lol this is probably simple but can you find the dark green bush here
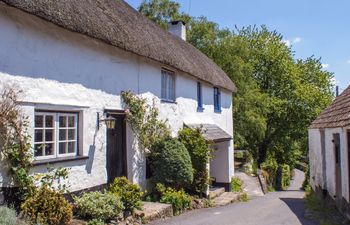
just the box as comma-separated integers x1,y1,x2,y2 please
178,127,211,195
156,183,192,215
275,164,291,190
261,156,278,188
150,137,193,189
231,177,244,193
21,185,73,225
109,177,142,212
74,191,124,221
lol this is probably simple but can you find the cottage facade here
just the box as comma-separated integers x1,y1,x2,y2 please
0,0,235,194
309,86,350,218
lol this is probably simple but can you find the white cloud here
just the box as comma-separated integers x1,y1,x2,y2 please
346,59,350,64
322,63,329,69
282,37,302,47
330,77,337,86
282,40,291,47
293,37,302,44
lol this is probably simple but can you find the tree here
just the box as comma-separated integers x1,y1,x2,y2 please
138,0,190,29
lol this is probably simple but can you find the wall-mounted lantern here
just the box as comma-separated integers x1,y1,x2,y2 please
97,113,116,130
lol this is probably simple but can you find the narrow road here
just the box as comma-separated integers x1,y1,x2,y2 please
149,169,318,225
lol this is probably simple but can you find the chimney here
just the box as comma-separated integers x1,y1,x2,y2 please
168,20,186,41
336,86,339,97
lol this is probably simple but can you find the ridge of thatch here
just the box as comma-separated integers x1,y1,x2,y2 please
310,85,350,129
1,0,236,92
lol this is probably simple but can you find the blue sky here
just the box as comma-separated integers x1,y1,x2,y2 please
125,0,350,92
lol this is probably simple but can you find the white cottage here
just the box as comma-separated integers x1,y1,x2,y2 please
0,0,236,196
309,86,350,218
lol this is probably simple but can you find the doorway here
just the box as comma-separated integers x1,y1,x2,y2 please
333,133,342,202
106,111,127,184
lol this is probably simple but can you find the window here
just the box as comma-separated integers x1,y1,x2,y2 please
214,87,221,112
161,69,175,102
34,112,78,160
197,82,203,110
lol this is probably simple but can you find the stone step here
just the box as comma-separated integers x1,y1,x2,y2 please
134,201,173,223
209,187,225,199
213,192,240,207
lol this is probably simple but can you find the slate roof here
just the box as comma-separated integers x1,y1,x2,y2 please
186,124,232,143
310,85,350,129
0,0,236,92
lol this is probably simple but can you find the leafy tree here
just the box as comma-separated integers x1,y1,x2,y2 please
138,0,190,29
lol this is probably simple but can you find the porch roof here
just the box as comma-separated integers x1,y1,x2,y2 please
185,124,232,143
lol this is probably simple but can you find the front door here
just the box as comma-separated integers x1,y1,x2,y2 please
106,112,127,184
333,133,342,202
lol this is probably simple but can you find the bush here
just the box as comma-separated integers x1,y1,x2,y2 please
278,164,291,190
87,219,105,225
231,177,243,193
239,192,249,202
109,177,142,212
74,191,124,221
150,137,193,189
261,156,278,188
21,186,73,225
0,206,26,225
156,184,192,215
178,127,212,195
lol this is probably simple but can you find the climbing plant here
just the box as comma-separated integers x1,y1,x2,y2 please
0,86,34,201
121,91,170,153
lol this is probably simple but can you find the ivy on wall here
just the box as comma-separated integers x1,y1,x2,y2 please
121,91,170,153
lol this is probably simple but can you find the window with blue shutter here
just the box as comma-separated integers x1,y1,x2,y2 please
214,87,221,112
197,82,203,111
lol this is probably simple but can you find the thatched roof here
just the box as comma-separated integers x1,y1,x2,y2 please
1,0,236,92
310,86,350,129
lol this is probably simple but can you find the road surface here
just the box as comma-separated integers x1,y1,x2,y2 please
149,169,317,225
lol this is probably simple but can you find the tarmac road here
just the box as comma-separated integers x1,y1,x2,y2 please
149,169,318,225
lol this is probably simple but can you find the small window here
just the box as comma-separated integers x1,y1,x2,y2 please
197,82,203,110
161,70,175,102
34,111,78,160
214,87,221,112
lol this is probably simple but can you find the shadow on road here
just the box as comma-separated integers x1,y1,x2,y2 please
280,197,318,225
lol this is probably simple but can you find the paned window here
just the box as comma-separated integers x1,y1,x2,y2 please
161,70,175,102
34,112,78,160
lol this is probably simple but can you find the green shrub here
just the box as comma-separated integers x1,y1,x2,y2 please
261,156,278,188
21,185,73,225
74,191,124,221
0,206,26,225
109,177,142,212
156,184,192,215
150,137,193,189
279,164,291,190
178,127,212,195
231,177,244,193
87,219,105,225
239,192,249,202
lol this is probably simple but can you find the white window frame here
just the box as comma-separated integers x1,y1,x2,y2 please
161,69,176,102
34,111,78,160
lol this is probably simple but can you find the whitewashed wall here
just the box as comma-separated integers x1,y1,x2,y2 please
0,4,234,191
309,127,350,202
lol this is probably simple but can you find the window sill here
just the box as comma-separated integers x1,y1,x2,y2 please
214,109,222,114
161,99,177,104
32,155,89,166
197,107,204,112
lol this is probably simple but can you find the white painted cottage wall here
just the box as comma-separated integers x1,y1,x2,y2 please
309,126,350,202
308,129,323,189
0,4,234,191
